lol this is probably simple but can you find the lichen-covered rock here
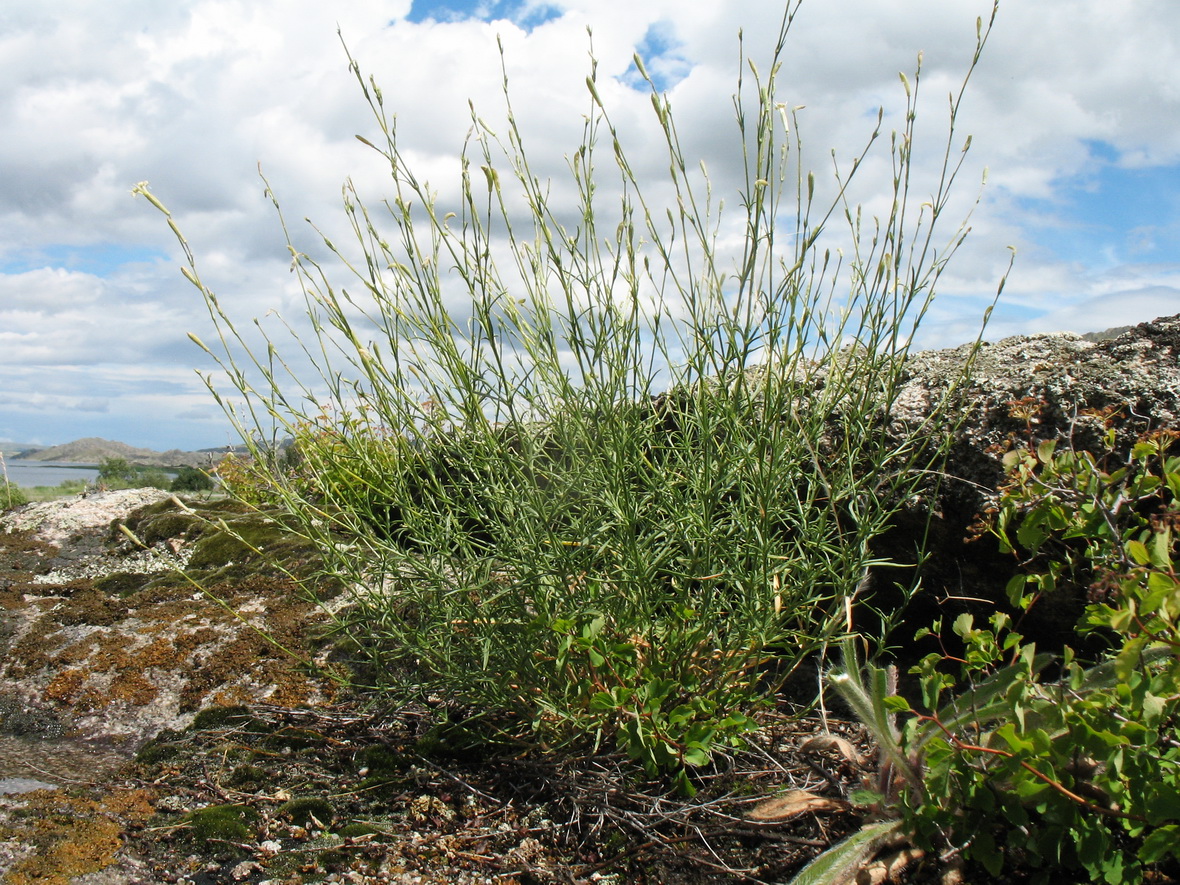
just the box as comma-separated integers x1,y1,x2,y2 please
896,313,1180,510
0,489,172,547
0,495,337,755
876,313,1180,654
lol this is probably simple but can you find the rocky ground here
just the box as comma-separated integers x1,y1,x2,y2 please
0,491,873,885
2,315,1177,885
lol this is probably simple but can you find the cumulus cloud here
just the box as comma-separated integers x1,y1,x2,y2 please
0,0,1177,449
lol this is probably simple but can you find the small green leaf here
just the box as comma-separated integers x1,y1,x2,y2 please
1139,825,1180,863
1075,825,1110,872
995,722,1034,754
1152,530,1174,569
1115,635,1149,681
1005,573,1031,607
588,691,616,712
972,829,1004,876
1017,512,1051,549
1109,607,1136,634
1002,449,1025,471
1126,539,1151,566
673,768,697,797
848,788,884,808
1144,785,1180,826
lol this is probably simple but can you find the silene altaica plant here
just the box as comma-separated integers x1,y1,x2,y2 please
136,0,1006,795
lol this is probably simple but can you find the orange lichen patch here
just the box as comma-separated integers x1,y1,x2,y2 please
14,573,333,724
47,634,102,667
4,524,335,741
173,586,331,712
98,787,157,822
43,668,86,703
0,792,124,885
125,588,214,623
174,625,220,653
76,672,158,711
53,587,128,626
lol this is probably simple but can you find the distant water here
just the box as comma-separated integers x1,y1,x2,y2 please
1,460,100,489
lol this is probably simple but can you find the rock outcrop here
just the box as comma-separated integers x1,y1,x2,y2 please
879,313,1180,652
0,492,335,753
3,316,1176,741
0,315,1175,883
898,312,1180,504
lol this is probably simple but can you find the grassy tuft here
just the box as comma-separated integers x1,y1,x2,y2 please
137,2,1007,781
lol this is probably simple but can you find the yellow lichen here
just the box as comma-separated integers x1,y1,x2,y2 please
1,793,125,885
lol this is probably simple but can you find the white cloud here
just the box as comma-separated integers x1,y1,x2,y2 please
0,0,1177,448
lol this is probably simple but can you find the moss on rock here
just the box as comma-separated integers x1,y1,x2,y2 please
276,796,334,828
187,803,258,846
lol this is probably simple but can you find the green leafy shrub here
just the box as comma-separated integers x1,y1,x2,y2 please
1,477,28,510
212,448,302,507
97,456,172,490
801,423,1180,884
171,465,215,492
138,3,1003,786
97,456,136,486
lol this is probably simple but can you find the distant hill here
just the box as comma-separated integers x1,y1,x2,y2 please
13,437,232,469
1,442,44,458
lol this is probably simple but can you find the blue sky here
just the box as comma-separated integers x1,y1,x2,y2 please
408,0,562,30
1018,143,1178,270
1,0,1177,451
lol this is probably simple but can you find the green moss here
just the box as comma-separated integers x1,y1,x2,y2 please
356,745,411,792
357,744,410,776
112,498,177,539
183,512,320,581
93,571,150,597
337,821,381,838
227,764,269,789
276,796,334,828
138,572,189,593
263,726,326,752
190,704,254,731
133,512,204,545
134,740,183,766
186,528,266,571
187,803,258,845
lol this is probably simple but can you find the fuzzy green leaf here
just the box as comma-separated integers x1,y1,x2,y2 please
789,819,905,885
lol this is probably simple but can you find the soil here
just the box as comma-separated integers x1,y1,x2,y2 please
12,702,873,885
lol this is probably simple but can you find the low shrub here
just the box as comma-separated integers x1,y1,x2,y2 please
801,421,1180,884
97,456,172,490
1,478,28,510
171,465,215,493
